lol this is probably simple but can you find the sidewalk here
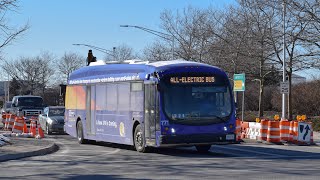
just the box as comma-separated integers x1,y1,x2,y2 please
0,131,58,162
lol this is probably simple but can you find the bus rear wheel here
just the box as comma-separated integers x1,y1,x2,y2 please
77,121,87,144
195,145,211,153
134,124,148,153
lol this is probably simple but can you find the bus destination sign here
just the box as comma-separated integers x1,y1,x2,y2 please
170,76,215,84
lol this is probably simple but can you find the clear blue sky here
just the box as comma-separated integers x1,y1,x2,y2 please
4,0,235,61
3,0,319,79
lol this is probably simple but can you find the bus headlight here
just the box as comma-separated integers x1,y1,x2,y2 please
224,126,227,131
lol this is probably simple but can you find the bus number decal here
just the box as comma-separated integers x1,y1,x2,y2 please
161,120,169,126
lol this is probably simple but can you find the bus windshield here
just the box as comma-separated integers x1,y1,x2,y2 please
161,80,232,125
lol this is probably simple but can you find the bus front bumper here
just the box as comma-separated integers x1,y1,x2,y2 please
159,133,236,146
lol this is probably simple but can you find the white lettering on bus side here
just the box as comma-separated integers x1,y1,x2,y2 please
69,75,140,85
96,120,118,128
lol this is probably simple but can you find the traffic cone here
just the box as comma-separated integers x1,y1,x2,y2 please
30,120,37,137
38,126,45,138
23,123,29,133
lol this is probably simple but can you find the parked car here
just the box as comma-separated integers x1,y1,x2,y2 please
38,106,65,134
1,101,12,124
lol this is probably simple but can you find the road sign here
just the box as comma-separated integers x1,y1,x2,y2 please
280,82,289,94
298,122,311,142
233,74,245,91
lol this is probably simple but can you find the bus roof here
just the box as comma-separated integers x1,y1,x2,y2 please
68,59,226,85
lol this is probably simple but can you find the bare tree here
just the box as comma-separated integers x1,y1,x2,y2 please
0,0,29,55
57,52,85,83
256,0,320,119
143,41,172,61
104,44,137,62
236,0,281,117
36,52,55,96
291,0,320,69
1,52,55,95
160,6,215,62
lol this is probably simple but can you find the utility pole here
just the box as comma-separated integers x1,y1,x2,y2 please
282,0,287,120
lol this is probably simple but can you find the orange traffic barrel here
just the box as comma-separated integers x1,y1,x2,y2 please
235,119,241,141
280,120,290,142
12,117,25,134
37,120,45,138
260,119,269,141
291,121,299,143
267,121,280,143
30,120,38,137
5,114,16,131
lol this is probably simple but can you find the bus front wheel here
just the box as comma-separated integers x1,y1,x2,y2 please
134,124,148,153
77,121,87,144
195,145,211,153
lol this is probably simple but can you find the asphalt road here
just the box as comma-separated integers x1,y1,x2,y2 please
0,134,320,180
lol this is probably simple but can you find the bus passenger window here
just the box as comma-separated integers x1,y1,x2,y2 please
131,82,143,91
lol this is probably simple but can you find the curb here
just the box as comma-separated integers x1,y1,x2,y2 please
0,142,59,162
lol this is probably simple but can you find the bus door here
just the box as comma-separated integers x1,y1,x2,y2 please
86,85,96,135
144,83,159,146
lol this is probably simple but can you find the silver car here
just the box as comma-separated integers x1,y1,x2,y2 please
39,106,65,134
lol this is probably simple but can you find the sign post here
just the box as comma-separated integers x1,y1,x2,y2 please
234,74,246,121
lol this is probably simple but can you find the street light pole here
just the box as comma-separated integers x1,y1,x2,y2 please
120,25,175,60
72,43,116,61
282,0,286,120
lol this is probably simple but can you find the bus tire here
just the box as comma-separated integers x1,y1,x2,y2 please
77,120,87,144
195,145,211,153
134,124,148,153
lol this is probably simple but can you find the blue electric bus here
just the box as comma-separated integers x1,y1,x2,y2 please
65,60,236,152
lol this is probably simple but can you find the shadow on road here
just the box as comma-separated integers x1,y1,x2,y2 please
51,134,320,160
62,174,131,180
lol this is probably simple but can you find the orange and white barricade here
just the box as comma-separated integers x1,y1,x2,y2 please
235,119,241,141
296,121,313,145
30,119,38,137
247,122,261,140
241,121,249,139
260,119,269,141
267,121,280,143
290,121,299,143
280,120,290,142
36,120,45,138
12,117,25,134
4,114,15,131
29,119,44,139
